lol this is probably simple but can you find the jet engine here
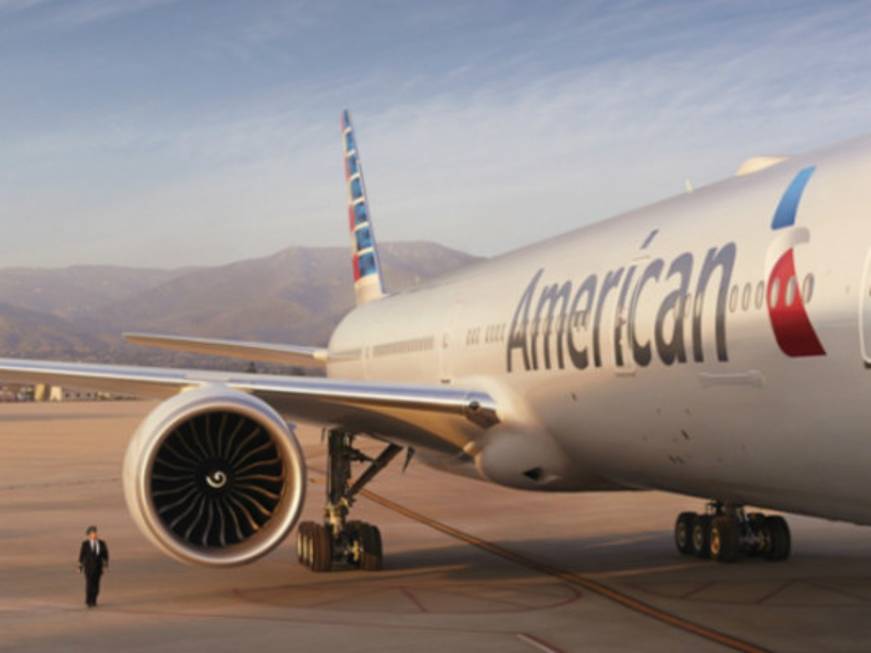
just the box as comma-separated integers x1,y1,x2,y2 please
122,386,306,566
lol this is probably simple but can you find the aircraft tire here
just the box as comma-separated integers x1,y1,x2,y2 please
351,521,383,571
763,516,791,561
674,512,696,555
297,522,314,566
312,523,334,572
709,515,739,563
691,514,712,559
745,513,766,557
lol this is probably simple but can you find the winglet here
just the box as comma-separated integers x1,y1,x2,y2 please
342,109,385,305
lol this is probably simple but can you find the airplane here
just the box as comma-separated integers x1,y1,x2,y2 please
1,110,868,571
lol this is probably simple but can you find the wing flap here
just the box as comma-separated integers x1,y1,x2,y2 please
124,332,327,368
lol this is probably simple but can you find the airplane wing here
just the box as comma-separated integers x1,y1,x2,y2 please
124,332,327,368
0,358,498,454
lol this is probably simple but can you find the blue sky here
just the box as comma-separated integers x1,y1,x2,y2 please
1,0,870,267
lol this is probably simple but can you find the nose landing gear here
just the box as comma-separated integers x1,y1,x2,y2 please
674,503,791,563
297,429,402,572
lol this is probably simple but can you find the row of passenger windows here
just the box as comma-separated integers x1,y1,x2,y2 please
330,347,362,362
466,323,507,346
372,336,435,358
728,273,814,313
363,275,817,358
461,273,818,344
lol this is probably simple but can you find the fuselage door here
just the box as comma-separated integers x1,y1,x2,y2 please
439,300,463,384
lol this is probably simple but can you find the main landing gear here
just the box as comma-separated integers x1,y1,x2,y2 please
674,503,791,563
297,429,403,572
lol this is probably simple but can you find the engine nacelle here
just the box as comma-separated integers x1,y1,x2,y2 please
123,386,306,566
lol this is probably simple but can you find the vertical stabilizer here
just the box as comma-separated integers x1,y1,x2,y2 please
342,109,385,305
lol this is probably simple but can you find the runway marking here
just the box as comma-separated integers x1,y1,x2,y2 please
754,581,793,605
633,577,871,607
237,578,580,614
107,602,563,640
358,488,772,653
586,561,699,579
680,580,718,599
399,587,428,613
516,632,566,653
806,579,871,603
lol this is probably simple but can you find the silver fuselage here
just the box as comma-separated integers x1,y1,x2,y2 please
327,135,871,525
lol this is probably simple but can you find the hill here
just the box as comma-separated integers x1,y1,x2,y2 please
0,242,480,369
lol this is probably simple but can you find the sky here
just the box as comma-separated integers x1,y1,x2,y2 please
1,0,871,268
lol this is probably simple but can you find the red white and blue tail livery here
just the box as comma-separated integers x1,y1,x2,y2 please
342,109,385,306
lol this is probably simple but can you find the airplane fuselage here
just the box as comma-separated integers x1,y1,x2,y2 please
328,135,871,525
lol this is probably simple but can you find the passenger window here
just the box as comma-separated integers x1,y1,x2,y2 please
755,281,764,309
729,286,738,312
802,273,814,304
769,279,781,308
742,283,751,311
785,277,797,306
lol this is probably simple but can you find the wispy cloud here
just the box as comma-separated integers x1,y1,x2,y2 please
0,1,869,266
0,0,181,25
0,0,50,13
54,0,180,26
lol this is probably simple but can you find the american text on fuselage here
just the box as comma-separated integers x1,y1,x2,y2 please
506,241,736,373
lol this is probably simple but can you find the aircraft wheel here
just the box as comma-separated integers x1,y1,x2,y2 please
745,513,766,557
709,515,740,563
309,523,333,572
763,516,791,561
691,514,712,559
297,521,332,571
674,512,696,555
297,522,313,566
349,521,383,571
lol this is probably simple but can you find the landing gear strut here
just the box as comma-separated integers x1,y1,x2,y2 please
297,430,402,572
675,503,791,563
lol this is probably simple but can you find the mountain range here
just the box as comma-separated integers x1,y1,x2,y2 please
0,242,480,371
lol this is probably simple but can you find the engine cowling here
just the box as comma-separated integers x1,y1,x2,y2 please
123,386,306,566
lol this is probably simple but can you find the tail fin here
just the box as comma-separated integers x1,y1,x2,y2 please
342,109,385,305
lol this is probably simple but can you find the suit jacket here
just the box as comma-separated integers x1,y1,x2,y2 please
79,539,109,574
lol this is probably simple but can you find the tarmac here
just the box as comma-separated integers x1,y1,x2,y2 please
2,400,871,652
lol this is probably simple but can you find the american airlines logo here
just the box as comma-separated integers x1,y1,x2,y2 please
764,166,825,357
506,165,824,373
505,244,735,373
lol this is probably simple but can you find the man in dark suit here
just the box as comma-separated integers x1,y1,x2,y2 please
78,526,109,607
